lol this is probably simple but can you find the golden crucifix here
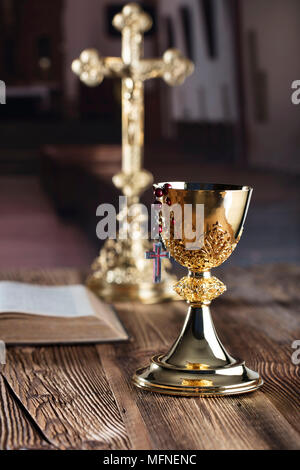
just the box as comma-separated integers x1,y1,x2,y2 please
72,3,194,303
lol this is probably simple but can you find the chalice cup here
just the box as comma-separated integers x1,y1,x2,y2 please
133,182,263,396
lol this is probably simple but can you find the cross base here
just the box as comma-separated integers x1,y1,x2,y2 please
87,238,179,304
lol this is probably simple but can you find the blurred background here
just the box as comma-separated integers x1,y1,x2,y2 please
0,0,299,271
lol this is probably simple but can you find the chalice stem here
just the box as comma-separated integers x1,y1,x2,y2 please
163,302,235,369
133,269,263,395
164,270,234,368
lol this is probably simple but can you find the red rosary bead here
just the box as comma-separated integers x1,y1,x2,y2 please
155,188,164,198
163,183,172,195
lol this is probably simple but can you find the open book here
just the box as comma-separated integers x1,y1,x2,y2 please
0,282,129,345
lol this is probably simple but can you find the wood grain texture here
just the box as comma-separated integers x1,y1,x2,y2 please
0,270,129,450
98,343,153,450
1,266,300,450
98,296,300,450
0,374,51,450
3,346,130,450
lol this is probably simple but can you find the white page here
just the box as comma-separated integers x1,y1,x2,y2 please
0,282,96,318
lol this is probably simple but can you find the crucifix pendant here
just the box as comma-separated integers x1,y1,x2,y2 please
145,242,171,284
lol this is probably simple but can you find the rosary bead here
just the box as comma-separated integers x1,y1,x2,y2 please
155,188,164,198
163,183,172,195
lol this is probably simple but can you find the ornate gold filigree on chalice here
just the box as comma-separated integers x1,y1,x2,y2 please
133,182,263,396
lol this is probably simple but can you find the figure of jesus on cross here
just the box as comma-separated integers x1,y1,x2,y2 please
145,242,171,284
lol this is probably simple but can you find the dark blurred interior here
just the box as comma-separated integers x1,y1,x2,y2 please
0,0,299,270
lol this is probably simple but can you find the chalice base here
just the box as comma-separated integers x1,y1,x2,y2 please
133,304,263,396
133,357,262,396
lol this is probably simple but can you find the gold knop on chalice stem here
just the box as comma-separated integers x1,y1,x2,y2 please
174,271,227,305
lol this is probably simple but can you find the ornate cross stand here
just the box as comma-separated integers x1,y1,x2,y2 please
72,3,194,303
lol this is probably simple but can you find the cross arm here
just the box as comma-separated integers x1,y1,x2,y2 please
135,49,194,86
72,48,194,88
72,49,126,87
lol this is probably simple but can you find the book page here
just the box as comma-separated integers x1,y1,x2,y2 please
86,289,126,336
0,282,96,318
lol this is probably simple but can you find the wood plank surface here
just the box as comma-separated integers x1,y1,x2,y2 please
97,296,300,450
0,374,51,450
0,270,129,450
1,266,299,450
3,345,129,450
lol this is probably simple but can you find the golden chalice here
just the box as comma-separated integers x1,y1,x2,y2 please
133,182,263,396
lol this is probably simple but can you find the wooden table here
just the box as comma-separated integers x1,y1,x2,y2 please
1,265,299,450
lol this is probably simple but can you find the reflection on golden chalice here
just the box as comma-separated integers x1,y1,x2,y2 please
133,182,263,396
